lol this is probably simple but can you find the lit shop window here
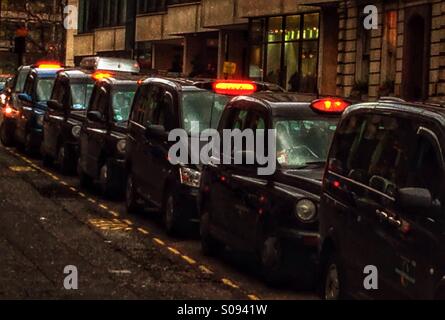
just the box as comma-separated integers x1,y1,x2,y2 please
249,13,320,93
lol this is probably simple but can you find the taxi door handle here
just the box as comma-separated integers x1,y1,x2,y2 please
376,209,402,227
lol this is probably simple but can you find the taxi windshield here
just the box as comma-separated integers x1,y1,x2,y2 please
36,78,55,103
275,118,338,168
71,83,94,110
181,90,229,134
112,87,136,122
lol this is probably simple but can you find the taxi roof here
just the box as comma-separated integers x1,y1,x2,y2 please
344,100,445,126
231,92,339,118
96,73,143,86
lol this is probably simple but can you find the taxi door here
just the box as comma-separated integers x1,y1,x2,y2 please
15,73,35,143
226,108,271,248
378,120,444,299
81,85,109,177
44,77,68,157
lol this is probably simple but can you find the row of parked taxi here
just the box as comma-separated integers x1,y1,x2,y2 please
1,57,444,300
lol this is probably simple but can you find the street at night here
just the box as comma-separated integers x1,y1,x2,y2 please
0,0,445,309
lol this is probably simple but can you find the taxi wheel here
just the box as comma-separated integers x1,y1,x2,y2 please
125,173,143,214
99,161,119,198
24,133,34,155
322,252,343,300
258,235,285,286
164,193,182,235
58,145,74,174
200,210,223,256
79,163,93,189
0,123,14,147
42,153,54,167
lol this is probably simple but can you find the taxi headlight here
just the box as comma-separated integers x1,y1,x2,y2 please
295,199,317,222
179,167,201,188
72,125,81,138
116,139,126,154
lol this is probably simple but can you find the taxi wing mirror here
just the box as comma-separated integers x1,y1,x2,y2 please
18,93,32,103
145,123,166,139
87,110,104,122
397,187,433,210
47,99,64,111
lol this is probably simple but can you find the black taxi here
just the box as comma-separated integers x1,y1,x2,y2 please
125,78,283,234
40,69,95,173
41,57,141,174
319,100,445,300
0,65,31,146
199,95,350,285
15,62,63,154
78,72,139,197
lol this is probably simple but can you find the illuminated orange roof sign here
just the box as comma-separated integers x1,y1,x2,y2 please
213,80,257,96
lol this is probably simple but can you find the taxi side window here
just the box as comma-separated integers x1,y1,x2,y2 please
89,86,108,121
23,75,34,96
330,114,416,197
131,84,159,126
152,90,175,131
52,80,68,106
406,127,444,202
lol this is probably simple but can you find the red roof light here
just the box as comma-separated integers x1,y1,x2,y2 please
213,80,257,96
92,71,113,80
311,98,350,113
37,61,62,69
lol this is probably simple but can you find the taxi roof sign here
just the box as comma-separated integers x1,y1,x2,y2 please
80,57,140,74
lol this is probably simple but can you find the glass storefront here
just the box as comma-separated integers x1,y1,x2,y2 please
249,13,320,93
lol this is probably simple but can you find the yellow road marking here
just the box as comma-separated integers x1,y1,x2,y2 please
153,238,165,246
8,166,35,172
248,294,260,300
221,278,240,289
199,265,214,275
122,219,133,226
181,255,196,265
137,227,149,235
99,204,109,210
78,192,86,197
167,247,180,255
69,187,77,192
109,210,120,217
87,198,96,203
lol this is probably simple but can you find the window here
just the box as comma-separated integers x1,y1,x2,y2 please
71,83,94,110
89,86,108,121
249,13,320,93
78,0,127,33
181,90,230,134
15,69,29,92
130,84,161,126
111,86,137,121
51,79,68,104
275,118,337,168
329,114,418,197
380,11,397,95
36,79,55,103
356,7,372,88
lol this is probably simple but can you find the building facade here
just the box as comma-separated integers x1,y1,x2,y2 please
0,0,65,73
68,0,445,101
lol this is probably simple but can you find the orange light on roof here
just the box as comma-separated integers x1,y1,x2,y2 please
311,98,350,113
4,106,13,114
3,105,18,118
37,61,62,69
92,71,113,80
213,80,257,96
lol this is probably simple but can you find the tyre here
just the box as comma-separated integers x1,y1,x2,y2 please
99,159,120,198
42,153,54,167
258,234,285,286
24,133,34,155
58,144,75,174
125,173,143,213
163,193,183,235
78,160,93,189
200,209,223,256
0,123,14,147
322,252,343,300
